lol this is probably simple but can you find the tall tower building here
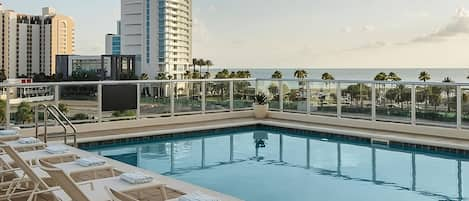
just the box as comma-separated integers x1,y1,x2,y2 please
121,0,192,79
105,21,121,55
0,5,75,79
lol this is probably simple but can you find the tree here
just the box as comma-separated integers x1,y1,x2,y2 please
387,72,401,81
0,100,6,124
205,60,213,75
321,72,335,91
374,72,387,105
321,72,334,81
442,76,454,112
294,69,308,88
374,72,387,81
294,69,308,80
203,72,211,79
0,69,6,82
197,59,205,78
215,69,230,79
58,103,69,114
140,73,149,80
16,102,33,124
419,71,431,82
272,70,283,79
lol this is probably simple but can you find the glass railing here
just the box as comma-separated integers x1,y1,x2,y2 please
0,78,468,132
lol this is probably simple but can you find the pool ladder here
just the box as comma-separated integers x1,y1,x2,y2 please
35,104,78,147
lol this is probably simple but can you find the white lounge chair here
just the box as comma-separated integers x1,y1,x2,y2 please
39,160,184,201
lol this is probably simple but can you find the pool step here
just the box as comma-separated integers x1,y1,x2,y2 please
371,138,390,147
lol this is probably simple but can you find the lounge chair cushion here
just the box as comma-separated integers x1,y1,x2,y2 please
76,157,106,167
0,130,18,136
178,192,219,201
120,172,153,184
18,137,40,144
45,145,70,154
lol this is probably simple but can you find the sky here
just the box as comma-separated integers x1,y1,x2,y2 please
3,0,469,68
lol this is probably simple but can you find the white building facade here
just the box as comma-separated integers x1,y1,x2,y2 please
0,5,75,79
121,0,192,79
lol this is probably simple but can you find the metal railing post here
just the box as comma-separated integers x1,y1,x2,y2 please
229,80,234,111
457,86,462,129
411,85,416,126
201,81,206,114
97,84,103,123
371,83,376,121
136,83,141,119
5,87,10,129
170,82,175,116
336,82,342,118
306,81,311,114
54,85,59,106
279,80,284,112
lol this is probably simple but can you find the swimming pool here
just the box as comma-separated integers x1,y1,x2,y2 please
83,126,469,201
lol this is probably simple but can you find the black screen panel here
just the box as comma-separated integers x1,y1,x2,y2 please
102,85,137,111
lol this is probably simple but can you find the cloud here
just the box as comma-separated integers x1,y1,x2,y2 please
362,25,375,32
409,8,469,43
342,26,352,33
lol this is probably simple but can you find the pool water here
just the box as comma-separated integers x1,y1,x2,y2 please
84,126,469,201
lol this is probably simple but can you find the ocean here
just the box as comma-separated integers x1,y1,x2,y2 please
208,68,469,83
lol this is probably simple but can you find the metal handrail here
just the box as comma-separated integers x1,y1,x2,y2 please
35,104,77,147
49,105,78,134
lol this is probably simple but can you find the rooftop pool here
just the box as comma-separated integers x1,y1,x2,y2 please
82,125,469,201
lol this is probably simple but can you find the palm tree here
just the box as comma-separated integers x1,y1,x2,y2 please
321,72,335,92
442,76,454,112
16,102,33,124
387,72,401,81
419,71,431,82
205,60,213,75
374,72,387,81
294,69,308,80
374,72,387,105
183,70,192,80
203,72,211,79
419,71,431,108
215,69,230,79
0,100,5,124
321,72,334,81
197,59,205,78
272,70,283,79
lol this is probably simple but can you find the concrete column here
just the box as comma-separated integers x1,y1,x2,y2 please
170,82,175,116
306,81,311,114
279,81,284,112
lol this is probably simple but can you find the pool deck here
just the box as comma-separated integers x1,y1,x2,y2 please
21,117,469,151
14,113,469,201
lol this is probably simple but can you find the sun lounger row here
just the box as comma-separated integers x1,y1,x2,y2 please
0,138,221,201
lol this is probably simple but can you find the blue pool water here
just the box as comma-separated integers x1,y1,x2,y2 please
84,126,469,201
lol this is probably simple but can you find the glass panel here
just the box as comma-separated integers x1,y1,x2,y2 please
416,85,456,127
283,81,307,113
256,80,280,110
174,139,202,170
206,81,229,111
174,81,201,114
375,84,411,123
233,80,255,110
341,82,372,119
59,85,98,123
140,82,171,117
10,85,55,128
462,87,469,129
139,142,171,174
375,149,412,188
310,81,337,116
309,140,338,172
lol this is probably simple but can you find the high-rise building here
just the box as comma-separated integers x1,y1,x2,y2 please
121,0,192,79
105,21,121,55
0,5,75,79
